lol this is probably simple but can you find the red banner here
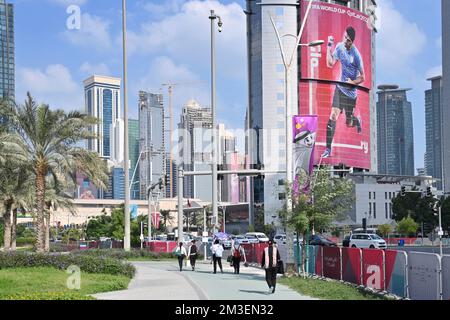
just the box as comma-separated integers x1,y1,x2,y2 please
152,212,161,230
362,249,385,290
323,247,341,280
342,247,362,285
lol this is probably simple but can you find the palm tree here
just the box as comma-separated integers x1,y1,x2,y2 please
0,93,109,252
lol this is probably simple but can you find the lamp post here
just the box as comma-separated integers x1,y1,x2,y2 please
122,0,131,251
209,10,223,236
269,0,322,271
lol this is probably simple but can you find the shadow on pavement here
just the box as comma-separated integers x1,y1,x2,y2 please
239,289,270,295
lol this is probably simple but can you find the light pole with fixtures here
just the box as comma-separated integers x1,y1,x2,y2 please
122,0,131,251
269,0,323,271
209,10,223,235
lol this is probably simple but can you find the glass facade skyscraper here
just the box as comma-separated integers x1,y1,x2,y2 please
377,88,415,176
129,119,140,200
442,0,450,193
425,76,443,190
0,0,14,99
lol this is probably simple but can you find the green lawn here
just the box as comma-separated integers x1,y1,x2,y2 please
0,267,131,300
279,276,388,300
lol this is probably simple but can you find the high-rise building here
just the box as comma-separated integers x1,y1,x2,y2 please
0,0,14,99
129,119,140,199
442,0,450,193
377,86,415,176
165,156,178,198
425,76,444,190
84,75,123,164
178,100,212,199
246,0,377,225
139,91,165,200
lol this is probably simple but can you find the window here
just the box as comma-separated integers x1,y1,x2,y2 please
277,121,284,129
277,107,284,115
276,21,284,29
277,93,284,101
373,192,376,200
385,203,388,219
278,179,285,186
275,7,284,16
278,193,286,200
369,203,372,215
373,203,376,219
276,64,284,73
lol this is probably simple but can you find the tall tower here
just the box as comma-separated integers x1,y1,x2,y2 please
84,75,122,164
442,0,450,192
139,91,165,200
425,76,443,190
178,100,212,199
377,86,415,176
0,0,14,99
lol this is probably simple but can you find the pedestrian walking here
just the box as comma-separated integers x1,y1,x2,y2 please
261,240,281,294
174,242,187,272
231,242,247,274
188,239,199,271
211,239,224,274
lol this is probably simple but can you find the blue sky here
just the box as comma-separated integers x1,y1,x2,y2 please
12,0,442,172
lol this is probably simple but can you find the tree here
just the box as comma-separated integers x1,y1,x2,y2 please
278,166,354,274
0,94,109,252
392,188,438,235
378,224,393,237
396,215,418,237
440,196,450,235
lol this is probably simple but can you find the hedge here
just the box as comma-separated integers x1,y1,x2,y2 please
0,252,136,278
71,249,177,260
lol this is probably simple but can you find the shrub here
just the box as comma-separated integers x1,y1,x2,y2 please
0,252,136,278
15,237,35,246
71,249,176,260
0,292,95,300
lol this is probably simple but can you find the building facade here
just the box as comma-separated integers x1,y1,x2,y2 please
178,100,212,199
442,0,450,193
377,87,415,176
0,0,14,99
84,76,123,164
139,91,166,200
425,76,444,190
246,0,377,226
129,119,140,199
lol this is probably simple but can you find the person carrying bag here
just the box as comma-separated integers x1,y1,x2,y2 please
174,242,187,272
231,242,247,274
188,239,199,271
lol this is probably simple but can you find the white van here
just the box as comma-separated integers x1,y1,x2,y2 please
245,232,269,243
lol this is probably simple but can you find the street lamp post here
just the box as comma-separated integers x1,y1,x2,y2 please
209,10,222,236
270,0,322,271
439,205,443,257
122,0,131,252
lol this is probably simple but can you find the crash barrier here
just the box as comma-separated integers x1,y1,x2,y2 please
241,243,269,265
407,252,441,300
266,244,450,299
146,241,178,253
385,238,418,245
441,255,450,300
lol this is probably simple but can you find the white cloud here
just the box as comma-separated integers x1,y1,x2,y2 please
436,36,442,49
48,0,87,6
61,13,112,51
125,0,246,80
377,0,426,71
17,64,83,112
425,65,442,79
80,62,111,76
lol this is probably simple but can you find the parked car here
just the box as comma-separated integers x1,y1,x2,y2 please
274,234,286,244
349,233,387,249
309,234,337,247
234,235,249,245
245,232,270,243
244,234,260,244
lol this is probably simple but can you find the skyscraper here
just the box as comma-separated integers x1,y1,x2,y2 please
84,75,123,164
178,100,212,199
442,0,450,192
425,76,444,190
377,86,415,176
0,0,14,99
129,119,140,199
139,91,165,200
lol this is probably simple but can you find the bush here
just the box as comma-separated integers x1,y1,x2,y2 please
0,292,95,300
71,249,176,260
15,237,35,246
0,252,136,278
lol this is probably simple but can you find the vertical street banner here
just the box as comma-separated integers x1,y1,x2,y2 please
299,0,373,169
292,115,318,195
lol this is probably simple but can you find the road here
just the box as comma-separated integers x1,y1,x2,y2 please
93,260,316,301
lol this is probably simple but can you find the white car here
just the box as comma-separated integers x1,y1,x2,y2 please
245,232,270,243
349,233,387,249
274,234,286,244
234,235,249,245
245,234,260,244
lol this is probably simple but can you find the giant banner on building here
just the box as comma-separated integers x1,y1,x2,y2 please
299,1,372,169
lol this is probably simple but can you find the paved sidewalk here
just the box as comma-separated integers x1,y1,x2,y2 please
93,260,316,300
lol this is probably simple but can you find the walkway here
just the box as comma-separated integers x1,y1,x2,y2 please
93,260,316,300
